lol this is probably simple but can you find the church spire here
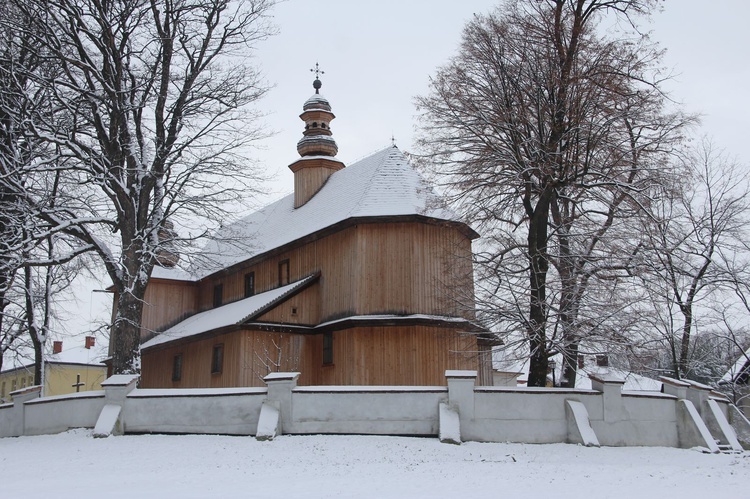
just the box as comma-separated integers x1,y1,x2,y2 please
296,65,338,158
289,66,345,208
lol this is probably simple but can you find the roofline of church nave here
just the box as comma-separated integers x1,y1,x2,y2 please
154,213,480,285
140,314,489,353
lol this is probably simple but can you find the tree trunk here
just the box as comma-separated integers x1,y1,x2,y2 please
23,264,43,385
527,195,551,387
111,286,148,374
678,305,693,377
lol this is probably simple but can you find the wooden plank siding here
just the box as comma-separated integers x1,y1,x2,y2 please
195,225,358,320
139,280,198,341
140,330,245,389
192,222,474,322
140,325,479,388
255,284,321,326
306,326,479,386
138,219,482,387
355,223,475,319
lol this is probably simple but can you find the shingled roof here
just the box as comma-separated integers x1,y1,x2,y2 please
153,146,471,281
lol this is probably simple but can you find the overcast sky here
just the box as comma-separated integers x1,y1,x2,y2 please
67,0,750,349
251,0,750,202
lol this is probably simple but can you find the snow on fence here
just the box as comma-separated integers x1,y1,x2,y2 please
1,370,749,451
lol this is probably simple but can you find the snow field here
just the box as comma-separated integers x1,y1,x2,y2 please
1,430,748,498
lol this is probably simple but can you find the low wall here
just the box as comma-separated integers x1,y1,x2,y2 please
0,371,744,452
25,391,106,436
289,386,446,435
123,388,267,435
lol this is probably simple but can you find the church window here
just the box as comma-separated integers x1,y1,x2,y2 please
11,379,17,392
323,332,333,365
244,272,255,298
211,344,224,374
213,284,223,307
279,259,290,286
172,354,183,382
21,378,26,388
1,381,5,398
312,122,318,128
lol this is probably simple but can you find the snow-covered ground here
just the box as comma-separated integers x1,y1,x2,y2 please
1,431,747,498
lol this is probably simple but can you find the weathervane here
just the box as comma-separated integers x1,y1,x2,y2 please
310,62,324,94
391,134,397,147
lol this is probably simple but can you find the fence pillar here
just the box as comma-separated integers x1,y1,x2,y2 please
684,380,713,418
659,376,689,399
94,374,139,437
590,373,625,422
264,372,300,435
660,376,719,452
446,370,476,423
6,386,41,437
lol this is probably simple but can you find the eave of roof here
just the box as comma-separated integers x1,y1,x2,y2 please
140,312,485,352
140,273,320,351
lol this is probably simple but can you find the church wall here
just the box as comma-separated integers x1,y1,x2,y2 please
139,279,198,341
140,324,479,388
354,222,476,319
140,331,245,389
255,284,321,326
189,221,475,329
195,226,358,321
306,325,479,386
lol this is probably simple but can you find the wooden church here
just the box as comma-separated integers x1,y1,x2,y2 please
133,76,490,388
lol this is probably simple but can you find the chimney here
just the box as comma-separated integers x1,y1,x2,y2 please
53,341,63,354
85,336,95,349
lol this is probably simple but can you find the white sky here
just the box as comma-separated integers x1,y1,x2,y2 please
57,0,750,352
252,0,750,202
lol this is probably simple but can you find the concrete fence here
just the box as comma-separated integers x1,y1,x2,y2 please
1,370,748,452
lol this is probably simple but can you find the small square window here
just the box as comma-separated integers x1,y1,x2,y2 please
323,332,333,365
211,344,224,374
244,272,255,298
213,284,223,308
172,354,183,382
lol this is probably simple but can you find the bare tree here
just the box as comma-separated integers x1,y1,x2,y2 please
416,0,685,386
5,0,275,374
637,140,750,379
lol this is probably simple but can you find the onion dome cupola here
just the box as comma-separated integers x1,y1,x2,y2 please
289,64,345,208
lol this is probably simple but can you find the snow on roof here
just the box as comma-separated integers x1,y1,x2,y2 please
140,275,317,350
720,345,750,383
151,265,194,281
1,340,108,373
491,349,661,391
49,344,108,366
161,147,461,280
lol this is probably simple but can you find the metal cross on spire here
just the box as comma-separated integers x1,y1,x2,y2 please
311,62,324,94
